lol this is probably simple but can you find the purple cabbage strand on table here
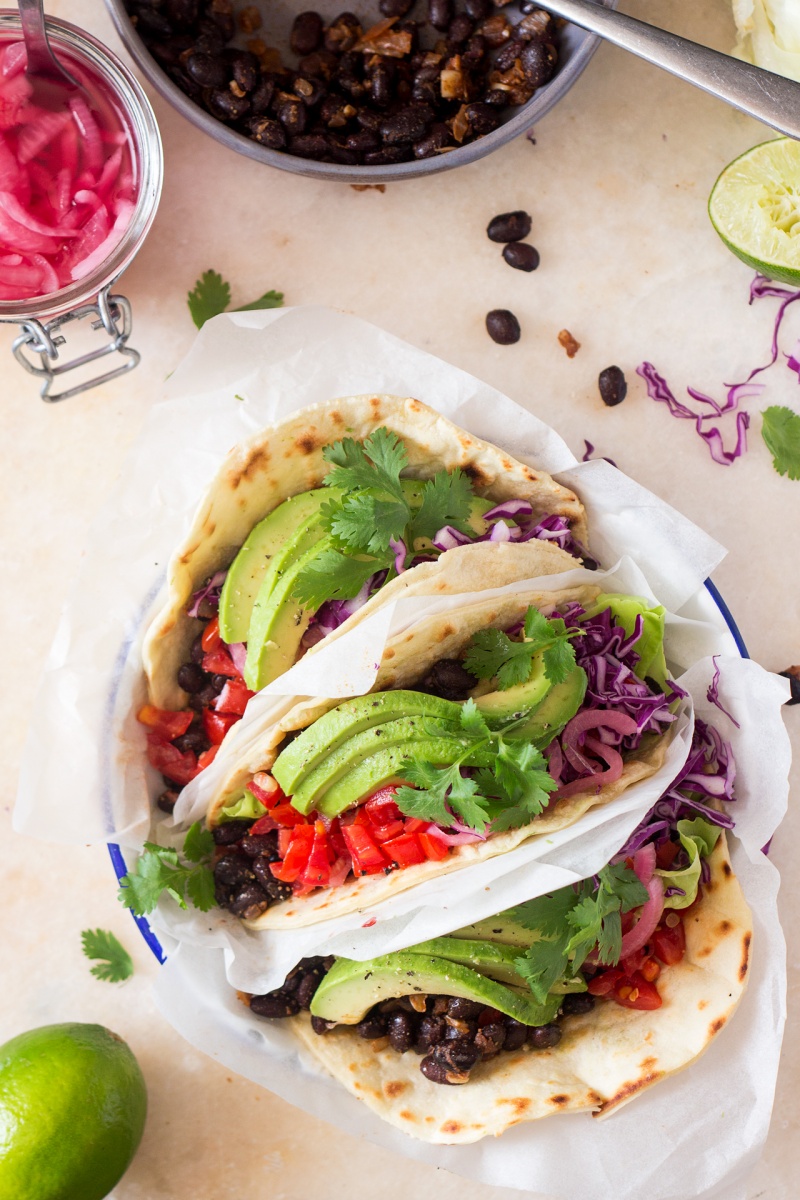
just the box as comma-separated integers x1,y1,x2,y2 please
707,655,741,729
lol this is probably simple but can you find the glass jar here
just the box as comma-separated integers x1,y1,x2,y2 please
0,11,163,401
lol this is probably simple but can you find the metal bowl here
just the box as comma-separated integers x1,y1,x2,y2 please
105,0,614,182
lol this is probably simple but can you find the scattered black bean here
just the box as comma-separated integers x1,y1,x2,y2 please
487,209,532,242
380,0,416,15
475,1021,506,1056
387,1010,416,1052
380,104,431,145
428,0,453,30
486,309,521,345
250,990,301,1018
446,997,484,1020
413,122,452,158
190,634,205,664
206,86,250,121
418,658,476,700
502,242,539,272
462,102,500,137
311,1015,335,1034
240,831,280,859
211,819,254,845
598,365,627,407
325,12,362,54
291,11,324,56
447,13,474,45
780,666,800,705
415,1014,447,1052
503,1019,528,1051
520,39,556,87
229,883,270,919
527,1023,562,1049
173,728,209,755
177,661,207,694
214,853,256,889
464,0,491,19
184,50,226,87
156,788,179,814
247,115,287,150
189,683,218,711
560,992,596,1016
295,967,326,1009
357,1013,389,1039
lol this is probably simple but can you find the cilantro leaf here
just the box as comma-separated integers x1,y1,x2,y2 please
459,697,491,738
81,929,133,983
505,890,581,938
761,405,800,480
408,468,474,543
325,495,409,556
565,864,648,969
187,270,284,330
514,937,570,1004
188,270,230,329
463,606,579,689
599,862,650,912
292,548,387,610
323,428,408,502
394,762,455,827
118,824,215,918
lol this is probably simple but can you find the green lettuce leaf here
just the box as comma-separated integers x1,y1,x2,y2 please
657,817,722,910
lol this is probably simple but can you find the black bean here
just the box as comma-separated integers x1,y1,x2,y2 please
311,1015,335,1034
527,1023,562,1049
423,1038,480,1083
320,94,354,126
411,64,439,105
560,992,596,1016
193,21,225,55
206,87,250,120
387,1011,415,1052
447,14,474,45
292,75,326,107
487,210,532,242
211,819,253,845
780,667,800,705
419,1055,458,1084
156,788,179,814
480,13,511,47
250,989,301,1018
152,36,194,67
240,831,279,859
502,242,539,272
211,674,230,693
494,38,526,71
291,11,324,56
364,145,412,165
278,97,307,135
229,883,270,919
598,365,627,407
262,875,293,903
190,635,205,664
299,49,339,81
462,102,500,137
346,129,380,153
295,968,324,1009
173,728,208,755
134,5,174,37
188,683,217,711
370,61,394,108
380,104,431,145
247,115,287,149
184,50,226,87
167,0,198,29
231,52,258,93
520,39,556,88
503,1019,528,1051
357,1012,388,1039
465,0,491,18
177,661,207,693
380,0,416,13
289,133,330,158
446,997,483,1020
413,122,452,158
214,853,255,888
444,1016,477,1040
415,1014,446,1052
328,143,360,165
462,34,487,66
325,13,362,54
428,0,453,31
486,309,521,345
475,1021,506,1056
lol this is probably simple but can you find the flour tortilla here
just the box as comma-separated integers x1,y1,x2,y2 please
288,835,752,1144
143,395,587,710
205,581,673,931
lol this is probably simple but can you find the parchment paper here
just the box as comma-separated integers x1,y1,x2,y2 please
12,306,790,1199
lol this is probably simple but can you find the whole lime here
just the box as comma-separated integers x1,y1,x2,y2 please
0,1023,147,1200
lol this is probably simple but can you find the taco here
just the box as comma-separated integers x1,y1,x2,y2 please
137,396,588,792
202,587,683,929
239,719,750,1144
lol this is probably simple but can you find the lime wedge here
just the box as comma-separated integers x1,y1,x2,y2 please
709,137,800,285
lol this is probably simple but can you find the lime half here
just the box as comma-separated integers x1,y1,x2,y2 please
709,137,800,285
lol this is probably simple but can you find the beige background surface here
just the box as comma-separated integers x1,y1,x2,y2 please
1,0,798,1197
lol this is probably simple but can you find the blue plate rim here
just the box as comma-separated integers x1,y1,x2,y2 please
109,577,750,966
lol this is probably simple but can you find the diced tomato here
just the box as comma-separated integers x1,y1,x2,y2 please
621,946,647,977
197,744,219,771
278,828,293,856
145,733,198,787
248,773,283,809
202,648,240,678
402,818,429,834
137,704,193,741
326,817,349,863
365,787,403,827
249,812,277,835
270,802,308,828
214,679,255,716
382,832,426,868
640,957,661,983
371,820,406,843
202,708,239,746
418,831,450,862
341,823,389,876
351,806,372,828
651,918,686,966
655,839,680,870
201,616,222,653
613,972,662,1011
270,825,315,882
300,822,332,887
587,968,624,997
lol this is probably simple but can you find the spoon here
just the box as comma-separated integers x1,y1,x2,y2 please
18,0,79,109
544,0,800,140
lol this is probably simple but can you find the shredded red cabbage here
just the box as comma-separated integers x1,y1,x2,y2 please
581,440,618,468
312,569,388,635
389,537,407,574
707,656,741,729
187,569,227,618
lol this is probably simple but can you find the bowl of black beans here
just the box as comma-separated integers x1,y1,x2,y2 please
106,0,615,181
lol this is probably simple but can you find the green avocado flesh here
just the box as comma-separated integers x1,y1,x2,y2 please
310,952,561,1026
271,691,463,797
505,666,587,747
289,716,464,814
409,937,531,988
473,653,551,725
218,488,337,644
451,915,543,948
314,736,496,818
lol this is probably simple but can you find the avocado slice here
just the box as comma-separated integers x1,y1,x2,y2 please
289,715,464,814
505,666,588,748
272,691,463,796
218,488,338,644
409,937,532,988
473,652,552,727
451,916,539,948
314,735,496,817
310,952,561,1026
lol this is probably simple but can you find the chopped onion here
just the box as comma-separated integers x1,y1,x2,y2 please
619,874,664,958
487,519,516,543
228,642,247,675
482,499,533,521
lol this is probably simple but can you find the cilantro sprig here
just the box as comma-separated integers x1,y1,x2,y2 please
507,865,649,1003
187,269,284,330
81,929,134,983
463,605,580,689
394,700,558,834
761,405,800,480
293,427,476,606
117,822,216,918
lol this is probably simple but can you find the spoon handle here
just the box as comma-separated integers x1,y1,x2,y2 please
546,0,800,139
18,0,72,82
